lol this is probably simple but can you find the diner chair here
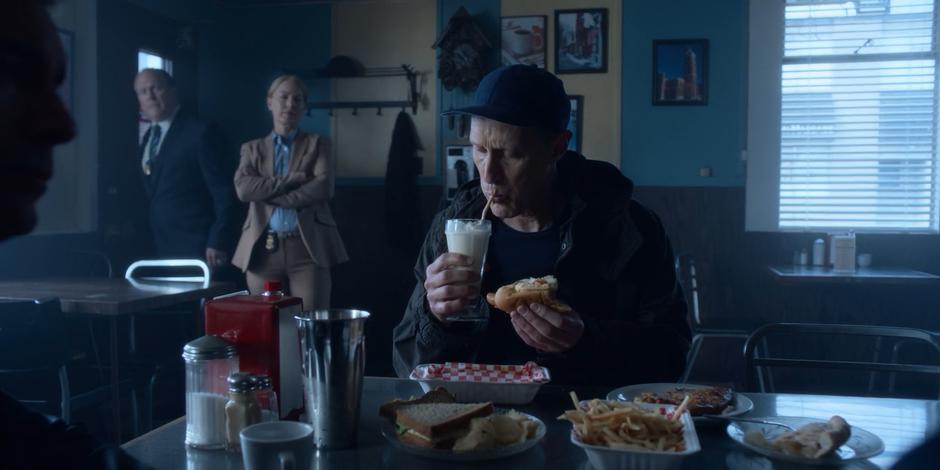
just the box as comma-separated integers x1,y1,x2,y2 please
743,322,940,399
124,259,212,428
0,297,154,433
124,259,211,352
675,254,752,383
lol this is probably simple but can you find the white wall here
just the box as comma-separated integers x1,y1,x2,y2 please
330,0,438,178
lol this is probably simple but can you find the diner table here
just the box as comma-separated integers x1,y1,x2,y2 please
123,376,939,469
0,278,235,443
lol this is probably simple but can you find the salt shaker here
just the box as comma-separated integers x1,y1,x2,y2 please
182,335,238,449
225,372,262,452
253,375,280,422
812,238,825,266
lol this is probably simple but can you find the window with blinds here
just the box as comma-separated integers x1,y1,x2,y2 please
779,0,938,232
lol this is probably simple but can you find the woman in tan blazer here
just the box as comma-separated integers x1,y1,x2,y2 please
232,75,348,309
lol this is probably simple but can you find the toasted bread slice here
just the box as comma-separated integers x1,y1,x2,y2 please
395,402,495,438
378,386,456,421
379,387,495,446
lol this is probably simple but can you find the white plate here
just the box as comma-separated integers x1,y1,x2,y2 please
380,410,545,462
726,416,885,466
606,383,754,420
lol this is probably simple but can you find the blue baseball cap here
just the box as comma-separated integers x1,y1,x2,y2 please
443,65,570,133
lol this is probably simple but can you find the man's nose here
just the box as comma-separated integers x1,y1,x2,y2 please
479,155,502,184
28,90,75,145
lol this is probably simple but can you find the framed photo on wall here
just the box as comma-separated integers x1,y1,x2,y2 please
555,8,608,74
501,15,546,68
567,95,583,153
652,39,708,105
57,29,74,111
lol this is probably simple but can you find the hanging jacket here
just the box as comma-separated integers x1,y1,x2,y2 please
384,111,423,253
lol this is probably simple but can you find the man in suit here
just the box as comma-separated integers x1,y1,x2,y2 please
134,68,241,270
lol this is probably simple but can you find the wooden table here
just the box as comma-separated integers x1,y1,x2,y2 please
0,278,235,443
123,377,940,469
768,265,940,285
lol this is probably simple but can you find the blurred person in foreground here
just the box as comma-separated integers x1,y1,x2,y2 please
232,75,348,309
393,65,691,386
0,1,148,468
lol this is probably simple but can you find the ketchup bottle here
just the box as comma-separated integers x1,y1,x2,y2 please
261,280,284,298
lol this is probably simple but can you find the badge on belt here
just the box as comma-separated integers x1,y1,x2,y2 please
265,231,279,252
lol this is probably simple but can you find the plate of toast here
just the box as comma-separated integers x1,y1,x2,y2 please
379,387,545,461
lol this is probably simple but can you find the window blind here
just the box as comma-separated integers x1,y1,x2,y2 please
778,0,938,232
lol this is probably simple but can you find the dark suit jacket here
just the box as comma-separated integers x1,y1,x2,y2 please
139,110,242,259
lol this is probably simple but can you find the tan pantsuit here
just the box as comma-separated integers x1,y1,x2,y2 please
244,235,331,310
232,131,349,310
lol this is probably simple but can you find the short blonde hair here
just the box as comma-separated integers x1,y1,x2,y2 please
267,74,309,102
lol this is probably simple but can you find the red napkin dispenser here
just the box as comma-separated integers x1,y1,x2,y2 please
204,286,304,420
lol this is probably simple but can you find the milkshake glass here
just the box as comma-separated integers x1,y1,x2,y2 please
444,219,491,321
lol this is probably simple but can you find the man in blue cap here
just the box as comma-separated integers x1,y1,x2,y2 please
393,65,691,386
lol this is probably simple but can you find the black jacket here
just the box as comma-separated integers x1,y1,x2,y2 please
0,390,148,469
140,111,242,258
392,151,691,386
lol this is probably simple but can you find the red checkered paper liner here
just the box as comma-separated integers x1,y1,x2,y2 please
413,361,550,384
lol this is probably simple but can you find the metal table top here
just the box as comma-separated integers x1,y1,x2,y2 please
123,377,939,469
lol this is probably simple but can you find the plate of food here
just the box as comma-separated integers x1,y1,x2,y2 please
726,415,884,466
560,394,700,470
378,387,545,461
606,383,753,420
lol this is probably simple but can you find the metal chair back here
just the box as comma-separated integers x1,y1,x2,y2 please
743,322,940,399
675,253,701,326
125,259,211,286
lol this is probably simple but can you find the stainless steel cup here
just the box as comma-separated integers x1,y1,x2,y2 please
295,309,369,449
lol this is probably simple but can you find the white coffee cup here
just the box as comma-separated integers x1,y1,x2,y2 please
241,421,313,470
506,28,534,56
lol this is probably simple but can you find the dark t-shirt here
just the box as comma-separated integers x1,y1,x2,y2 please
476,219,560,365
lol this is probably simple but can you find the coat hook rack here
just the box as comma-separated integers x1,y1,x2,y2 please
301,64,419,116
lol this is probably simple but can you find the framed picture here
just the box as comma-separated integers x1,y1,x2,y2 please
57,29,74,111
566,95,583,153
652,39,708,105
501,16,546,69
555,8,608,74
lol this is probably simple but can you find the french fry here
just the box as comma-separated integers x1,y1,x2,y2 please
559,398,686,452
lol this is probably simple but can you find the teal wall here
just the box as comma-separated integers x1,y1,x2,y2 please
197,4,332,149
621,0,748,187
436,0,501,182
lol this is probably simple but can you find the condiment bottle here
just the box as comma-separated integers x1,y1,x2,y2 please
253,375,280,422
261,279,284,298
182,336,238,449
225,372,261,451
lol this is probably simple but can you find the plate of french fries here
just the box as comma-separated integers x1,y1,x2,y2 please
559,393,700,470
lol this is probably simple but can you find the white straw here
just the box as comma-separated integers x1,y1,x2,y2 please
481,198,492,221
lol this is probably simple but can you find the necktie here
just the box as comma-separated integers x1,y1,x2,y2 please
143,124,162,175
